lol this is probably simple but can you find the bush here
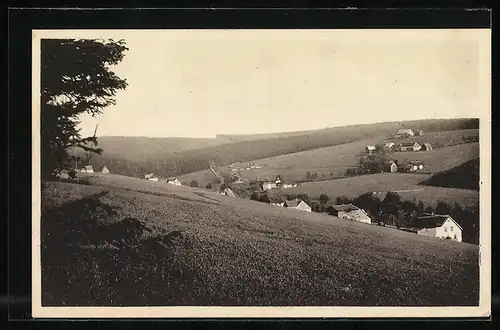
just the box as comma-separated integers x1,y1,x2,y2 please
190,180,199,187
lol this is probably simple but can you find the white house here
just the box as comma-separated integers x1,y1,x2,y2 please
166,178,182,186
327,204,372,224
261,181,277,191
395,128,415,137
403,214,463,242
387,161,398,173
283,200,312,212
81,165,94,173
220,187,236,197
145,173,159,182
101,166,110,174
384,142,395,149
366,145,377,153
272,202,285,207
399,141,422,152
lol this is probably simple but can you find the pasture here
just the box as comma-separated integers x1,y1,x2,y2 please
269,173,479,209
41,177,479,306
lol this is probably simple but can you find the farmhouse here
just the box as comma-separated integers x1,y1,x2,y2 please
417,129,424,136
145,173,159,182
101,166,110,174
272,202,285,207
166,177,182,186
261,181,277,191
81,165,94,173
275,175,283,185
402,214,463,242
387,161,398,173
365,145,377,153
327,204,372,224
283,200,312,212
384,142,395,150
421,143,433,151
395,128,415,137
399,142,421,152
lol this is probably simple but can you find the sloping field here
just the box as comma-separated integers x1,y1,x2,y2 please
397,129,479,148
41,176,479,306
420,158,480,191
269,173,479,209
178,141,480,189
391,142,479,174
86,118,478,179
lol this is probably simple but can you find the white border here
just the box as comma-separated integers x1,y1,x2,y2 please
31,29,491,319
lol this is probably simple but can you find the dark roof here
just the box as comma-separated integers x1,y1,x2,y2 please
400,142,419,147
284,200,301,207
408,215,460,230
423,143,432,147
329,204,360,213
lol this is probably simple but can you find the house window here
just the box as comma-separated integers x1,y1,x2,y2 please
444,227,447,232
451,226,454,231
454,235,457,240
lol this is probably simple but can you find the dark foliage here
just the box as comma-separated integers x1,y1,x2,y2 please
419,158,479,191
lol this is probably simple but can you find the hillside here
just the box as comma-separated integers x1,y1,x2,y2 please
420,158,480,191
178,140,479,189
216,118,479,143
267,173,479,210
41,176,479,306
81,118,478,179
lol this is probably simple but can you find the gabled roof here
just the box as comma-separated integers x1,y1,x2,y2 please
423,143,432,147
366,145,376,150
409,214,462,230
329,204,360,213
145,173,155,178
396,128,414,134
400,141,420,147
384,142,395,147
284,200,309,208
166,177,179,181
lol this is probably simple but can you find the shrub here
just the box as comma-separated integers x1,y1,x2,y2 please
190,180,199,187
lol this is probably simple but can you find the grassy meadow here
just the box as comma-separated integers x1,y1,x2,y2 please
41,176,479,306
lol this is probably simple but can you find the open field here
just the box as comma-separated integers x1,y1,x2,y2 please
178,141,480,189
268,173,479,209
397,129,478,148
391,142,479,174
41,176,479,306
83,118,478,179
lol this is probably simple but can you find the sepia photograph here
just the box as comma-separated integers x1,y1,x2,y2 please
32,28,491,318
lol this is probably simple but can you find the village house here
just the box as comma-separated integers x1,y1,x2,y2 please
399,141,421,152
365,145,377,153
260,181,277,191
401,214,463,242
220,187,236,197
421,143,433,151
327,204,372,224
57,169,70,179
417,129,424,136
384,142,395,150
387,161,398,173
282,183,298,189
101,166,110,174
272,202,285,207
81,164,94,173
275,175,283,185
144,173,159,182
395,128,415,138
283,200,312,212
166,177,181,186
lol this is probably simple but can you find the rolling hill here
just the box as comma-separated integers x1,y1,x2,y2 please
41,176,479,306
420,158,480,191
81,118,478,179
178,141,480,188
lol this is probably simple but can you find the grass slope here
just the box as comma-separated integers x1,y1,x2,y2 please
178,141,479,188
420,158,480,191
268,173,479,209
84,118,478,179
41,175,478,306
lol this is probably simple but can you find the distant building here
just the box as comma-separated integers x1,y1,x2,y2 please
421,143,433,151
401,214,463,242
366,145,377,153
81,165,94,173
417,129,424,136
384,142,395,150
387,161,398,173
395,128,415,137
145,173,159,182
220,187,236,197
327,204,372,224
275,175,283,185
101,166,110,174
57,170,70,179
166,177,181,186
407,162,424,172
272,202,285,207
399,142,421,152
283,200,312,212
261,181,277,191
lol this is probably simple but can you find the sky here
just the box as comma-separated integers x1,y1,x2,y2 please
72,29,487,138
